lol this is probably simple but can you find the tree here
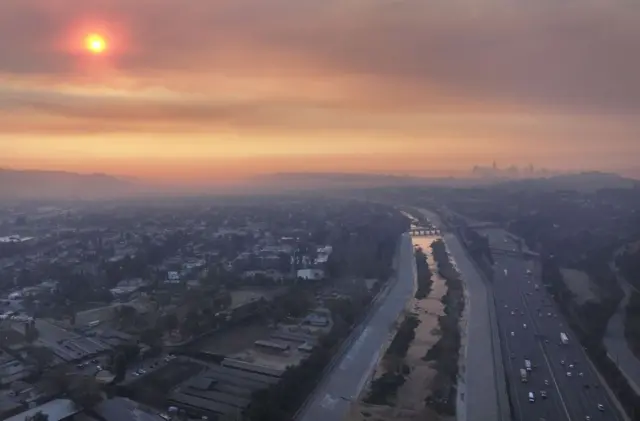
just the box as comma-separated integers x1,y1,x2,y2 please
158,313,179,332
28,346,53,375
181,309,200,338
24,322,39,343
140,327,163,348
40,366,73,395
214,290,232,311
112,352,127,382
67,375,104,410
114,305,138,329
183,288,209,312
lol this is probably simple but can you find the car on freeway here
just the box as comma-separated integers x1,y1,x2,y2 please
561,360,565,365
597,404,605,411
528,392,535,403
544,379,550,386
540,390,547,399
566,372,572,377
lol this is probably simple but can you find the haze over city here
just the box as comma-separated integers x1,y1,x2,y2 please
1,0,639,187
4,2,640,421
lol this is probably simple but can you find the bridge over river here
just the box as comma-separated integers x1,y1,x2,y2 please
409,227,441,236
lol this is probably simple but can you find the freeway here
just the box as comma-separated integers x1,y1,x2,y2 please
489,231,625,421
296,233,416,421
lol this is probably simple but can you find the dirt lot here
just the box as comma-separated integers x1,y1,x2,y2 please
230,347,305,371
349,236,448,421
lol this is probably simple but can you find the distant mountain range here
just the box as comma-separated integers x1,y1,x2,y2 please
250,172,497,192
499,171,639,192
0,168,636,200
0,169,136,200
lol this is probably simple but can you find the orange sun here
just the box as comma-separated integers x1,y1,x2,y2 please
84,33,107,54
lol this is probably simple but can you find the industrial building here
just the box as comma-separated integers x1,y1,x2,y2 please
167,364,281,418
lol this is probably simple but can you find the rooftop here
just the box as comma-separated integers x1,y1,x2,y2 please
93,397,166,421
5,398,79,421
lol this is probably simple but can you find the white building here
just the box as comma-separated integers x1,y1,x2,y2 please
297,269,325,281
165,271,181,283
314,245,333,264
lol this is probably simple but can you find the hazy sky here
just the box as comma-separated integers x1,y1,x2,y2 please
1,0,639,183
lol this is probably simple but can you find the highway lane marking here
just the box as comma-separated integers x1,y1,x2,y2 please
520,269,622,421
498,316,525,421
577,343,626,421
538,340,573,421
520,292,573,421
494,272,526,421
497,261,568,421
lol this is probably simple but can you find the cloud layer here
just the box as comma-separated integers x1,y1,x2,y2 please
1,0,639,177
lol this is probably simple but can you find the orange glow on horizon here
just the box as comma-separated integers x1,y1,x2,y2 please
85,33,107,54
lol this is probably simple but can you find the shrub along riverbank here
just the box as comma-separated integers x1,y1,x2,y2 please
363,245,434,405
423,238,464,416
